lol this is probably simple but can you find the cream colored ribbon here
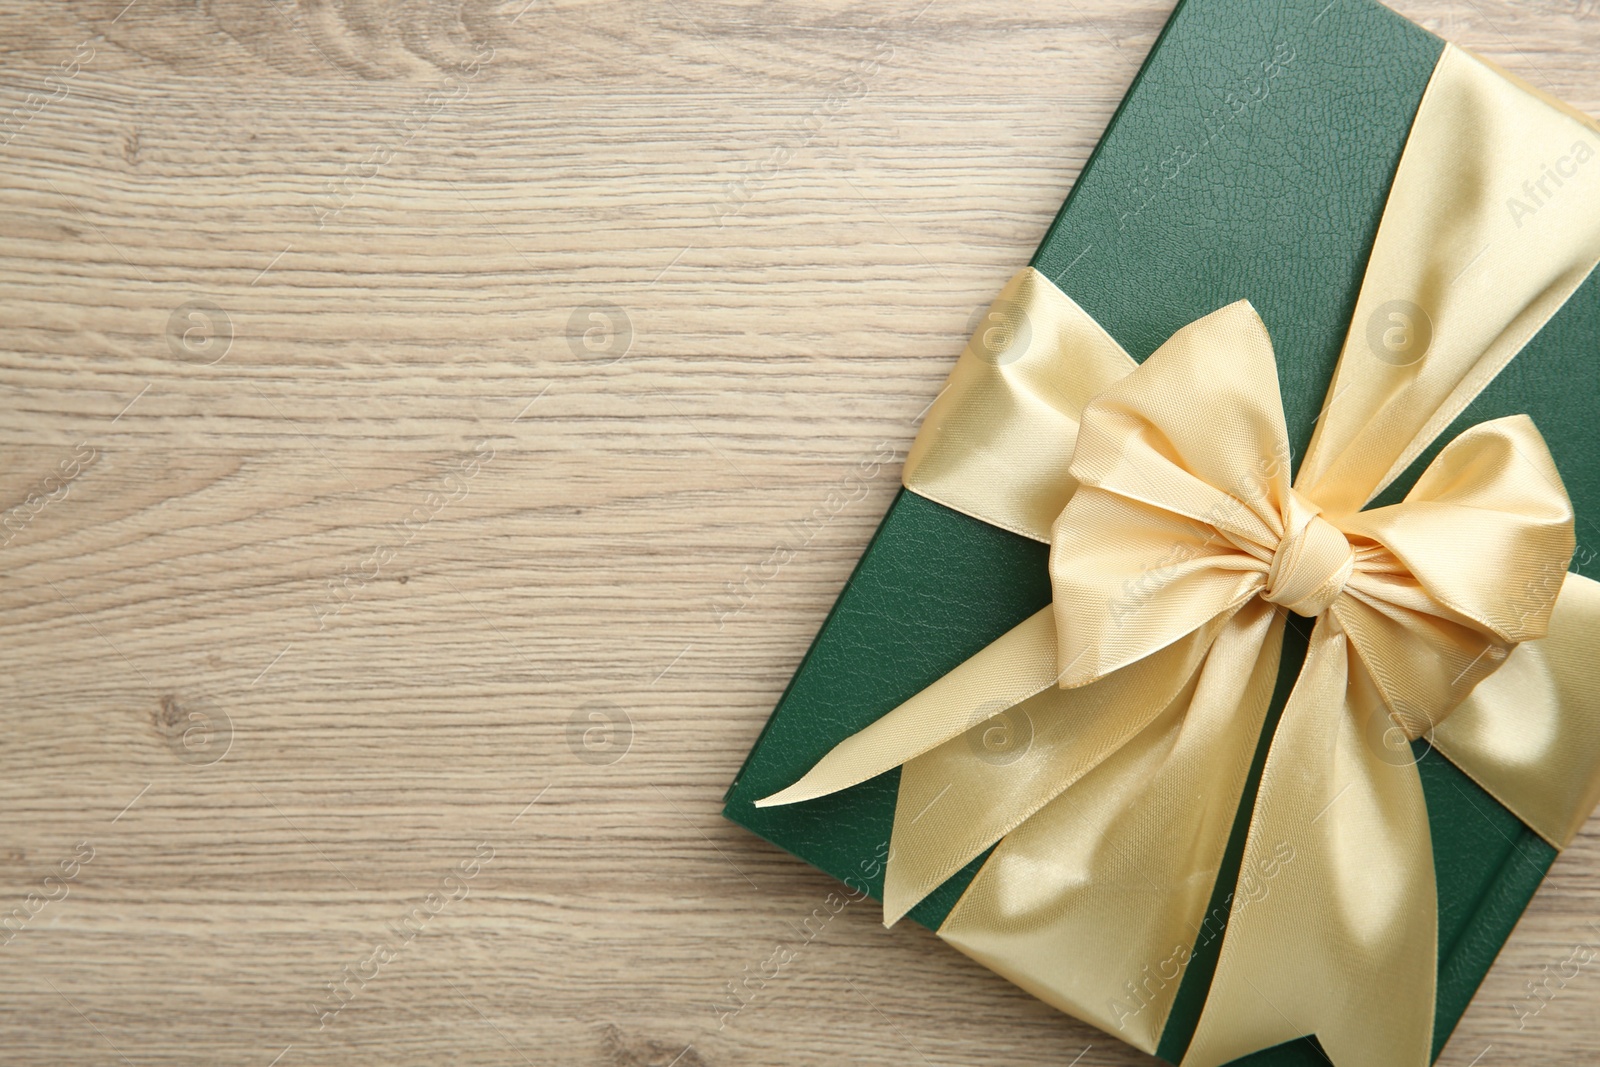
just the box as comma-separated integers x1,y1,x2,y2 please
759,44,1600,1066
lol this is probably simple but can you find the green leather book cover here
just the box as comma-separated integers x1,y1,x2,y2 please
724,0,1599,1061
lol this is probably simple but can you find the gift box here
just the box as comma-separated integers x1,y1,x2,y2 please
723,0,1600,1062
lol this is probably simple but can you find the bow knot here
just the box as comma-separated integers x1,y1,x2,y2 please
1263,498,1353,617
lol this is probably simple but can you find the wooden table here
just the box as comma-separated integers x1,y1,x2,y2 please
2,1,1597,1064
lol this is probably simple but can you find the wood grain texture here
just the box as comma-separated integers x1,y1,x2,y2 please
1,1,1598,1064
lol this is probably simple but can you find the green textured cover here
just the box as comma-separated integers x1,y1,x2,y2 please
725,0,1599,1061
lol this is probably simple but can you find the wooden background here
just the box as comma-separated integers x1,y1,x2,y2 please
1,1,1597,1064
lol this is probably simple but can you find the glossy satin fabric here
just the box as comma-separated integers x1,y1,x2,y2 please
758,43,1600,1066
901,266,1138,543
1432,574,1600,850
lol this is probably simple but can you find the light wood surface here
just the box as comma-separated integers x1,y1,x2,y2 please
3,1,1598,1064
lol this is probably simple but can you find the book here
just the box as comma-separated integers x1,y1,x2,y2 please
725,0,1600,1060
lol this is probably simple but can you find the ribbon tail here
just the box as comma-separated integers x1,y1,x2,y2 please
934,600,1284,1055
1183,615,1436,1067
884,605,1244,925
755,608,1061,809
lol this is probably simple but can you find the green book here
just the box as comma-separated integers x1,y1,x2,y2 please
724,0,1600,1061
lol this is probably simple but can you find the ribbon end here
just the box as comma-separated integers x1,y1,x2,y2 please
880,862,930,930
752,780,823,808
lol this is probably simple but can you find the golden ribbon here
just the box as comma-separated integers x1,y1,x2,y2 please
758,44,1600,1066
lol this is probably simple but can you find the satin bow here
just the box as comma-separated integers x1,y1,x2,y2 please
760,298,1575,1066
